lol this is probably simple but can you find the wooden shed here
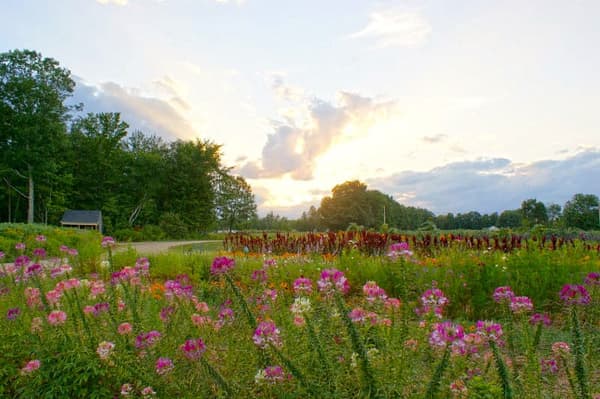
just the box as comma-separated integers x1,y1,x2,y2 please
60,210,103,233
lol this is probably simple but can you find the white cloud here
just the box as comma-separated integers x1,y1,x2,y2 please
96,0,129,5
70,78,197,141
350,9,431,48
238,86,396,180
268,73,304,102
368,149,600,214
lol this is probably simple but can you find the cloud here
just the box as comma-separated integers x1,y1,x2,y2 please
96,0,129,5
350,9,431,48
238,89,396,180
368,149,600,214
268,73,304,102
422,134,447,143
70,78,197,141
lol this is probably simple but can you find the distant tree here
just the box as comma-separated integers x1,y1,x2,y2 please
520,198,548,227
546,203,562,226
320,181,374,230
0,49,75,223
215,175,257,232
562,194,599,230
498,209,522,228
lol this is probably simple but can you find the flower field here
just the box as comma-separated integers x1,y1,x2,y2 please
1,233,599,398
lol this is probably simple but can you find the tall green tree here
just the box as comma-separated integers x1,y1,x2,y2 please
68,112,128,230
161,140,221,232
320,181,374,230
215,174,257,232
0,49,75,223
562,194,599,230
520,198,548,227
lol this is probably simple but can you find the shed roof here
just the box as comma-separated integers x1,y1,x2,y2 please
61,210,102,224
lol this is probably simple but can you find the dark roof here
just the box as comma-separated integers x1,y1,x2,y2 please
61,210,102,224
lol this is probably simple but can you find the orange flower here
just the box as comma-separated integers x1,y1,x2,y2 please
150,282,165,300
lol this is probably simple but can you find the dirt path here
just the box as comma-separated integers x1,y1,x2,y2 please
117,240,221,255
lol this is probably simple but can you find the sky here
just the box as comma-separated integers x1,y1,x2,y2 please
2,0,599,217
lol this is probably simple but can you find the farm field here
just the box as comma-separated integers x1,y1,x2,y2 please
1,230,599,398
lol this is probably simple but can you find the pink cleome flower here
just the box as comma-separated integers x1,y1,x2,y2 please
429,321,465,350
210,257,235,275
362,281,387,302
136,330,162,349
155,357,174,375
180,338,206,360
559,284,591,305
492,286,515,303
97,341,115,360
584,272,600,286
540,358,559,374
21,359,41,374
552,341,571,357
253,321,282,349
509,296,534,314
118,322,133,335
529,313,552,326
293,277,313,295
101,236,116,248
47,310,67,325
317,268,350,296
475,320,504,343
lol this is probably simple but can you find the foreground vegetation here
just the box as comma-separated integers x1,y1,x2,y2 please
0,227,599,398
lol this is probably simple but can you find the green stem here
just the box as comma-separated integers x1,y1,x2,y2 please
571,307,590,399
424,346,450,399
200,357,233,395
335,293,378,398
490,341,513,399
225,273,256,329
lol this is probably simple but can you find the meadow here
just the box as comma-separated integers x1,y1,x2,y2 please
0,227,599,398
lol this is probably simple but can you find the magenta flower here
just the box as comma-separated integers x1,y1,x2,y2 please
136,330,162,349
47,310,67,325
255,365,288,384
509,296,534,314
101,236,116,248
362,281,387,302
416,288,448,318
540,358,559,375
251,269,268,283
559,284,591,305
160,306,175,322
529,313,552,326
20,359,41,374
475,320,504,343
218,307,235,322
429,321,465,349
155,357,174,375
317,268,350,296
493,286,515,303
180,338,206,360
253,321,282,349
7,307,20,320
0,251,4,259
15,242,26,251
387,242,413,260
32,248,46,258
35,235,46,242
210,256,235,275
293,277,313,295
349,307,368,324
584,272,600,286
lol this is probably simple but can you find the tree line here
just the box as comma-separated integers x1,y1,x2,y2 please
1,49,257,237
255,182,599,232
